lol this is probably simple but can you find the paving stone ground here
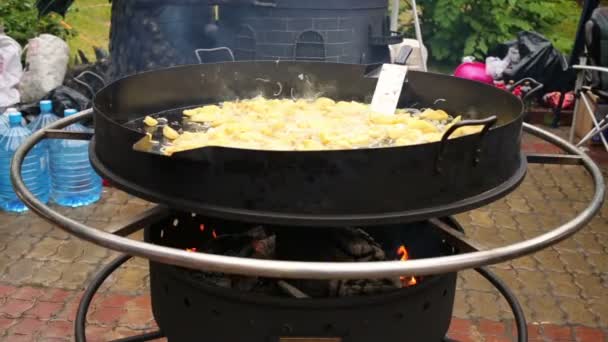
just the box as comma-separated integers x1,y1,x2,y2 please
0,129,606,341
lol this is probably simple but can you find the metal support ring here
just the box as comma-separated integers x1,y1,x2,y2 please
10,111,606,280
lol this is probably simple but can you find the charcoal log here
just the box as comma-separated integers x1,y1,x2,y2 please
277,281,310,299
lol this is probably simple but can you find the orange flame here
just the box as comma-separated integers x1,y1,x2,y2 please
397,246,409,261
186,248,198,253
397,245,418,287
212,230,218,239
200,224,206,232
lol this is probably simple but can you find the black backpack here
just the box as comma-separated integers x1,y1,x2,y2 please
586,7,608,93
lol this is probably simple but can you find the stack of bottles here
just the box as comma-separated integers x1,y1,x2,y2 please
0,102,102,213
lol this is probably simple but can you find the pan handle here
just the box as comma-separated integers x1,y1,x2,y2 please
435,116,498,174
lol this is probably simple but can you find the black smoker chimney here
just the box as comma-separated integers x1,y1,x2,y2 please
215,0,401,64
108,0,400,79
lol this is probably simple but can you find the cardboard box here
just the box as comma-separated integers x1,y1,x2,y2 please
574,92,599,141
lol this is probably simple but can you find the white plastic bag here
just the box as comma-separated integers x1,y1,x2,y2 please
0,33,23,108
19,34,69,103
485,57,509,80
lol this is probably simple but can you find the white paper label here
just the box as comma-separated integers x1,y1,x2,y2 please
370,64,408,115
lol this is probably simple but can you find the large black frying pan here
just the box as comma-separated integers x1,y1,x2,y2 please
91,61,526,227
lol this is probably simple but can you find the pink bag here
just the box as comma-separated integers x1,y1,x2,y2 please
454,62,494,84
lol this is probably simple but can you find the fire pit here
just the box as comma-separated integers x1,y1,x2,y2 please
9,66,605,342
146,214,458,341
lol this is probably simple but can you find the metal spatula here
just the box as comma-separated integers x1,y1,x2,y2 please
370,46,414,115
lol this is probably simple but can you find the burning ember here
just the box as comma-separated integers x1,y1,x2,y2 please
186,227,218,253
173,217,423,297
397,245,418,287
198,224,218,239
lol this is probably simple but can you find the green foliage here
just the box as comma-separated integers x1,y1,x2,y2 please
0,0,76,46
66,0,111,61
399,0,580,64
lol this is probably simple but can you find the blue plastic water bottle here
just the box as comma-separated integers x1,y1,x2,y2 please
49,109,102,207
0,112,50,212
28,101,60,194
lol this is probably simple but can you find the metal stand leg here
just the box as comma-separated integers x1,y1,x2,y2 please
442,269,527,342
75,255,164,342
435,219,528,342
476,268,528,342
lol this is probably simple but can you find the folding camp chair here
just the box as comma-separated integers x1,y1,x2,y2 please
568,4,608,152
569,61,608,151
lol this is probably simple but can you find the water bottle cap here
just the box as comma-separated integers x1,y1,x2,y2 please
40,100,53,113
64,109,78,117
8,112,22,125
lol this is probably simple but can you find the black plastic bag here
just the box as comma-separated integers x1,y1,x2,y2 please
42,86,91,117
18,85,92,126
494,31,576,93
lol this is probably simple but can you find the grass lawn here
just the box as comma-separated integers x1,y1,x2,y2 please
63,0,110,61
